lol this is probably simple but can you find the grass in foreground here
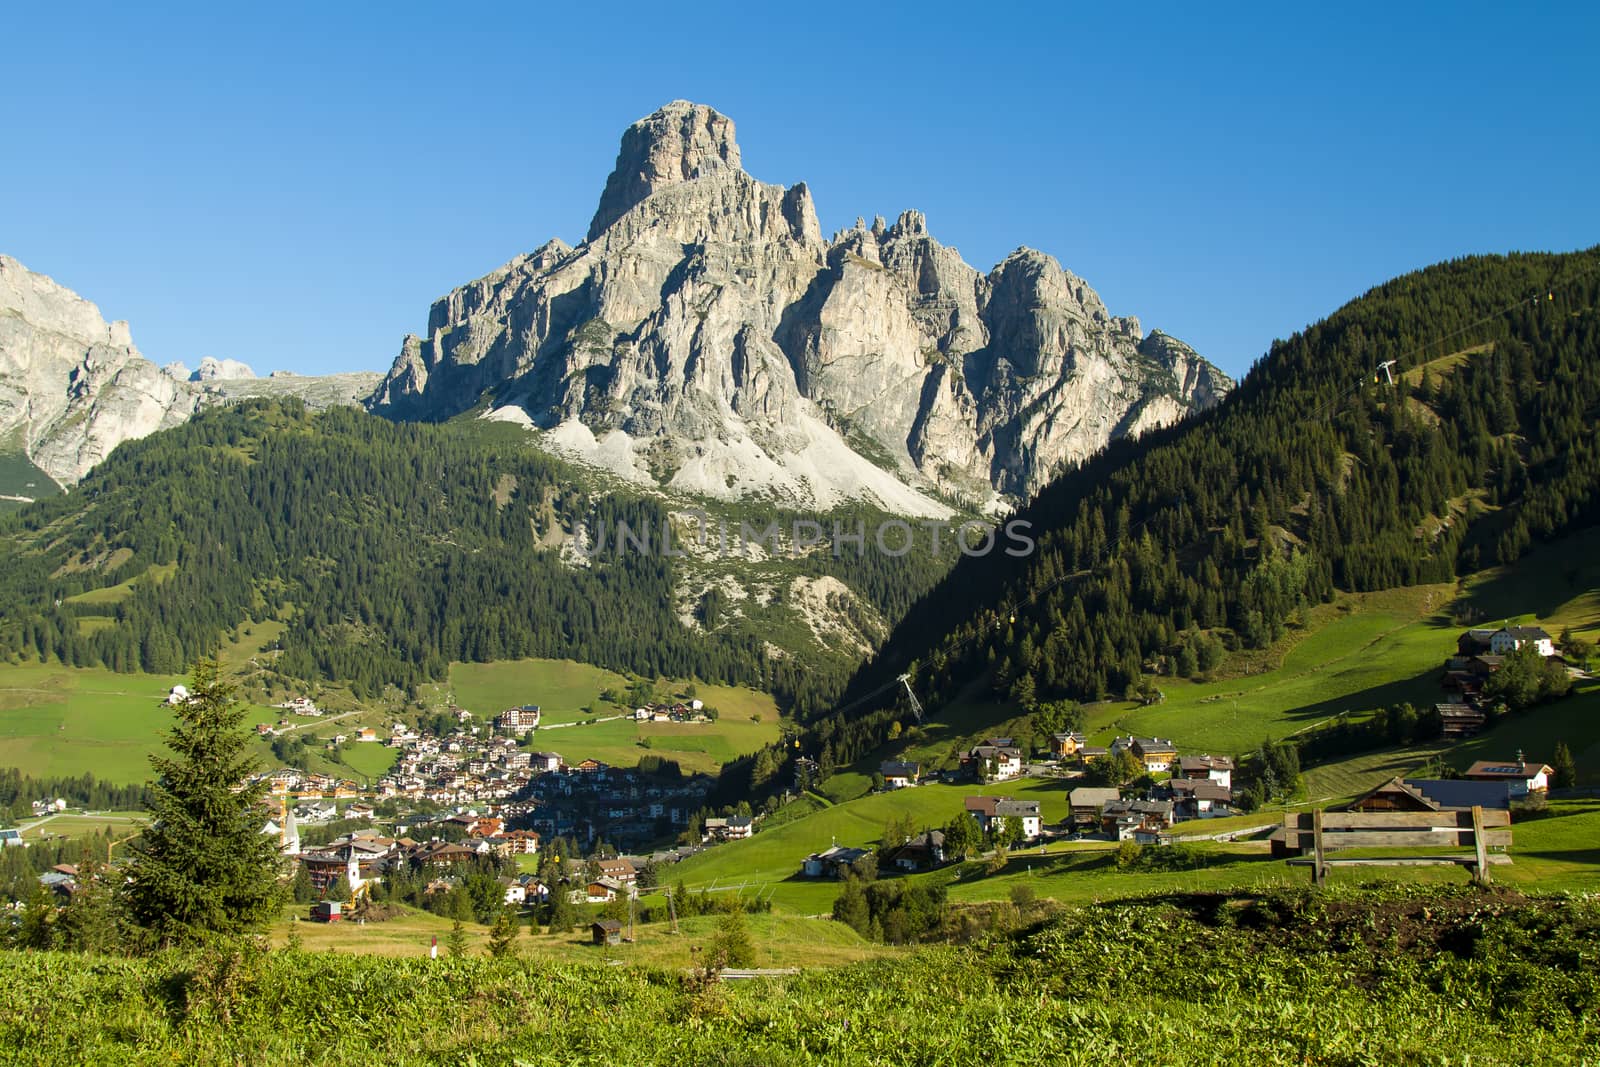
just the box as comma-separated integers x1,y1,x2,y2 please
5,885,1596,1065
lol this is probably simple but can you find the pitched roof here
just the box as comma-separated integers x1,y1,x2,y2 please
1352,777,1439,811
1435,703,1483,718
1465,760,1553,780
1404,778,1513,811
1177,755,1234,772
1166,778,1232,801
1068,787,1121,807
994,799,1040,817
880,760,921,777
808,845,871,865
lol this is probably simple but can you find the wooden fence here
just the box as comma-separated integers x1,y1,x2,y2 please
1275,806,1511,885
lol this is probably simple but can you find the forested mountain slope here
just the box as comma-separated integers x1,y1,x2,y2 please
758,249,1600,781
0,401,946,711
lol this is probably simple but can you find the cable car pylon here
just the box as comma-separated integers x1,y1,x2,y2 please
897,673,924,723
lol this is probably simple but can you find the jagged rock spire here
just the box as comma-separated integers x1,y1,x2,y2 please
588,101,744,241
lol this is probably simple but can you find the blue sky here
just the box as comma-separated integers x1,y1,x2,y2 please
4,2,1596,380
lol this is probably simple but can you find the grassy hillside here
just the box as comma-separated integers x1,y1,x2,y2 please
831,526,1600,805
6,885,1597,1064
0,662,196,781
268,906,895,969
0,439,59,507
671,782,1600,919
0,654,783,785
673,778,1070,912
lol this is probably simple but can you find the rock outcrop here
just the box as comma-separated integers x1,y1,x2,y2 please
0,256,379,488
370,102,1231,511
0,255,202,487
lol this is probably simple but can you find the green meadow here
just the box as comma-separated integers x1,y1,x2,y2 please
439,658,781,773
0,662,192,782
671,778,1074,911
0,653,782,786
671,783,1600,917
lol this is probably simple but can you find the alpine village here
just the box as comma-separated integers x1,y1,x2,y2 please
2,11,1598,1064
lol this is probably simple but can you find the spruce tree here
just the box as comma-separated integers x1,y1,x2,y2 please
708,904,755,968
1552,741,1578,790
486,907,518,958
122,659,284,947
446,918,468,958
546,887,576,934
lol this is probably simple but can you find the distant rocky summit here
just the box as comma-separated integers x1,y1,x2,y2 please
0,255,201,487
370,101,1231,511
0,256,376,487
163,356,258,382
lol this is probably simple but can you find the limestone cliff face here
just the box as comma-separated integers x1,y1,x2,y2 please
0,256,381,489
0,255,201,487
371,101,1232,510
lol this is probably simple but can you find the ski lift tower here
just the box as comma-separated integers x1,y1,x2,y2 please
1377,360,1398,385
897,673,924,723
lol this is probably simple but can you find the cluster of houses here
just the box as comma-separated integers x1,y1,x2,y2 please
252,705,718,855
945,733,1186,786
282,816,655,910
1441,624,1563,713
373,728,550,805
519,758,714,851
799,792,1047,879
1066,754,1235,840
632,700,706,723
259,769,367,800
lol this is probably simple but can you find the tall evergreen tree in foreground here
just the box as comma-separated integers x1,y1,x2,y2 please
122,659,283,947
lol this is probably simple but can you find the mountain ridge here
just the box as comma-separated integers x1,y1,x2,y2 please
368,101,1231,512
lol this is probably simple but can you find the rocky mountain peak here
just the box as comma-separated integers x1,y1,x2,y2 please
1,257,385,490
0,255,201,487
370,102,1233,512
588,101,744,241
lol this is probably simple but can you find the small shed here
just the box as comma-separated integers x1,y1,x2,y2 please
591,919,623,946
310,901,342,923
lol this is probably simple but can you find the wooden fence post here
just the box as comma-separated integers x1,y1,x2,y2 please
1312,809,1325,886
1471,805,1490,886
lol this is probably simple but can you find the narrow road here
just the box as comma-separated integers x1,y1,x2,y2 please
277,709,363,733
539,714,628,729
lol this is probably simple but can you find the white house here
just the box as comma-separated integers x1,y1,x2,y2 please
1176,755,1234,790
967,739,1024,781
1465,756,1553,797
964,796,1042,840
879,760,921,789
1489,626,1555,657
